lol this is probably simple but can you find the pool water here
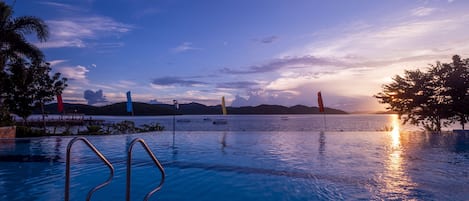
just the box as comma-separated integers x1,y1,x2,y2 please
1,115,468,200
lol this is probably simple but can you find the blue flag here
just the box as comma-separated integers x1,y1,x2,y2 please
126,91,133,113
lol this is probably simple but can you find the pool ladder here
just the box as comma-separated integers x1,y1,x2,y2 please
65,137,165,201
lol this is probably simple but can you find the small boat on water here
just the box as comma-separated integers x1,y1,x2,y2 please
176,119,191,123
212,119,228,125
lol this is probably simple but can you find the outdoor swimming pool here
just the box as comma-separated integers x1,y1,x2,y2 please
1,115,468,200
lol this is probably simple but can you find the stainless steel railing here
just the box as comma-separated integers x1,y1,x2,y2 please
65,137,115,201
126,138,166,201
65,137,165,201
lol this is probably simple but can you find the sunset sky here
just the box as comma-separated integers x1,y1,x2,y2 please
9,0,469,112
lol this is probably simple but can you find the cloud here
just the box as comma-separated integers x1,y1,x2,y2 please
48,59,67,66
38,39,85,48
39,1,83,12
149,99,163,104
292,13,469,64
231,95,249,107
49,17,132,37
411,7,436,17
60,85,87,104
223,52,430,111
230,89,300,107
220,55,348,74
41,16,133,48
229,85,382,112
171,42,201,53
152,76,206,87
255,35,279,44
56,65,89,82
83,89,107,105
216,81,259,89
113,80,137,89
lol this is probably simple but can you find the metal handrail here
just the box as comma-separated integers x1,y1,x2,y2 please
65,137,115,201
126,138,165,201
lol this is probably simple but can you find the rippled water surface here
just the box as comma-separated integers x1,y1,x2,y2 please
1,115,468,200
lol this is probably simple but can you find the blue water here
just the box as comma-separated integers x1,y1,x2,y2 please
1,115,468,200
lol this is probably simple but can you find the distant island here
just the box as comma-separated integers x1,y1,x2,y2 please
36,102,348,116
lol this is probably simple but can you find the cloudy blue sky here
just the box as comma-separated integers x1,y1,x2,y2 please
9,0,469,112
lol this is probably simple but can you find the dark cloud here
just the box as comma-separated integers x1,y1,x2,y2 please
84,89,107,105
152,76,206,87
63,99,84,103
220,54,450,76
149,99,163,104
220,55,349,74
256,35,278,44
216,81,258,89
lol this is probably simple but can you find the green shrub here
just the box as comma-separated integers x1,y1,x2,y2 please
87,125,102,133
112,120,136,134
141,123,165,132
80,125,106,135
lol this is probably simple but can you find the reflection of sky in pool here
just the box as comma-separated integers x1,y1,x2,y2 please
0,115,468,200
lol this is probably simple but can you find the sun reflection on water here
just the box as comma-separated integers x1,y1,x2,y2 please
390,115,400,149
378,114,416,199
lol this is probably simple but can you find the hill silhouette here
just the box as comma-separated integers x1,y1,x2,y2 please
37,102,348,116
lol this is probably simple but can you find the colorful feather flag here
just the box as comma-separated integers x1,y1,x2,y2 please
317,91,324,113
57,94,64,113
221,96,227,115
126,91,133,113
173,100,179,110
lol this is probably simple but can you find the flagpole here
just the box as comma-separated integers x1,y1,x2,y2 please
172,100,178,149
322,109,327,131
173,100,178,135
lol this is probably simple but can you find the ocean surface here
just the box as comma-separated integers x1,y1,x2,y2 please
1,114,468,200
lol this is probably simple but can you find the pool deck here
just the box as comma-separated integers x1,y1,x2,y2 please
0,126,15,138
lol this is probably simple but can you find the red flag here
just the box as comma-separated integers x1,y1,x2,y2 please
57,94,64,113
317,91,324,113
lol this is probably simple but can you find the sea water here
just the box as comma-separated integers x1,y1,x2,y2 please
0,114,468,200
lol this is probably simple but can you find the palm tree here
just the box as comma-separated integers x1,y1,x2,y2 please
1,2,49,126
0,1,49,71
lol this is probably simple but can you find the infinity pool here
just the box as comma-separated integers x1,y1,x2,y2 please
1,129,468,201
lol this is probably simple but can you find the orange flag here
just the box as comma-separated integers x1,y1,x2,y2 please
317,91,324,113
57,94,64,113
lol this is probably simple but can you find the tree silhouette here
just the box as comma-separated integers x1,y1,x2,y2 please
3,60,67,123
0,2,48,71
0,2,51,125
375,55,469,131
440,56,469,129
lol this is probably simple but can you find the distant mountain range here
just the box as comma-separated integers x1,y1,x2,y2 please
36,102,348,116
